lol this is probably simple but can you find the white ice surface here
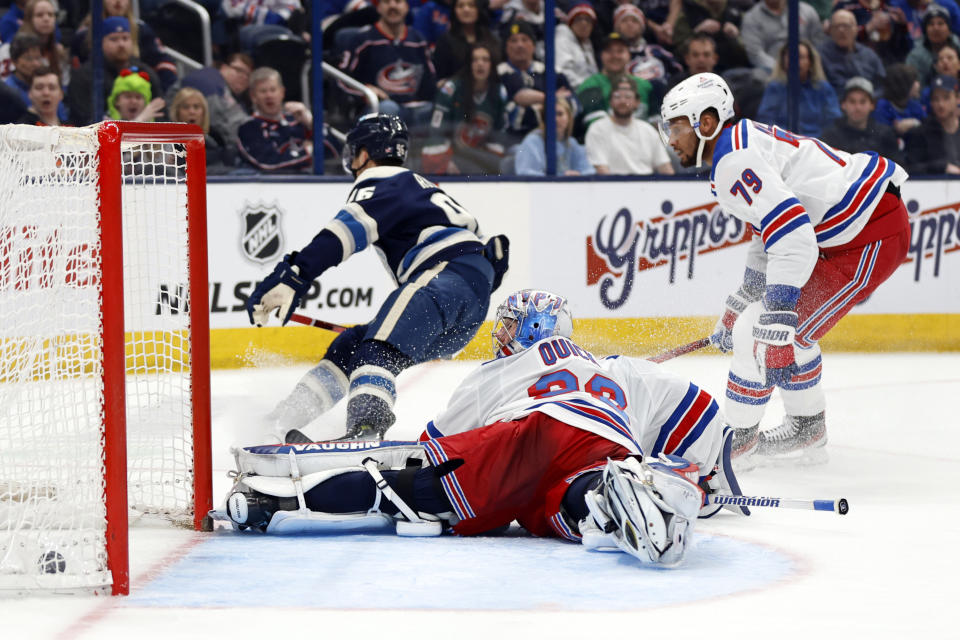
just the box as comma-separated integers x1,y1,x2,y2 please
2,353,959,638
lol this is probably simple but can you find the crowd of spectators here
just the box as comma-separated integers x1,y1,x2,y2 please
1,0,960,176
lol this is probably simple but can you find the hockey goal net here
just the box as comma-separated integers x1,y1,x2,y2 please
0,122,211,596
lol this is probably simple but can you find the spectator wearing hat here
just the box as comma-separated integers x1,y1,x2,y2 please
905,73,960,173
757,39,841,137
555,1,599,89
108,67,165,122
890,0,960,41
514,95,594,175
16,63,63,126
874,62,926,134
821,77,901,162
499,20,577,140
499,0,553,55
906,3,960,84
585,77,673,175
740,0,825,75
338,0,436,129
577,32,653,130
68,16,163,126
818,10,887,96
237,67,314,174
671,0,750,73
614,4,682,89
72,0,179,92
434,0,501,82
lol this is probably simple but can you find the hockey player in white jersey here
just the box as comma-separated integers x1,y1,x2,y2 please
659,73,911,462
216,289,747,568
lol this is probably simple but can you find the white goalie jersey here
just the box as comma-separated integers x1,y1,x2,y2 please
423,338,725,479
710,119,908,288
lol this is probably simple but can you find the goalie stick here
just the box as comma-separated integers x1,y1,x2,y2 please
707,493,849,515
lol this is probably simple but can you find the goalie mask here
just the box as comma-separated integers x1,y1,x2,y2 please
492,289,573,359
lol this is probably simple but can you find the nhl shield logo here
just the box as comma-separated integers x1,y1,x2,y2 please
240,201,284,263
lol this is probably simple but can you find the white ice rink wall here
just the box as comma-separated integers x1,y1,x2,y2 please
205,177,960,367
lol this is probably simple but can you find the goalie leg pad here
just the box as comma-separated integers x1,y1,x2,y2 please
265,510,394,534
235,441,430,477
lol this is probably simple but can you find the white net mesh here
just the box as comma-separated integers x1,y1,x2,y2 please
0,125,200,593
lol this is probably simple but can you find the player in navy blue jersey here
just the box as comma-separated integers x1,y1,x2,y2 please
247,114,510,442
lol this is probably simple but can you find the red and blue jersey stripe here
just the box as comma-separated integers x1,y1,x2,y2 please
548,512,581,541
651,383,719,457
422,438,476,521
815,153,894,243
528,398,642,451
760,197,811,249
796,242,881,348
732,120,750,151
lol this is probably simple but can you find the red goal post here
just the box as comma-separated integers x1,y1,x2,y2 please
0,122,212,596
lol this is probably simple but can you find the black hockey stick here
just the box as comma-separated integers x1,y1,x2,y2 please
288,313,347,334
647,337,711,363
706,493,849,515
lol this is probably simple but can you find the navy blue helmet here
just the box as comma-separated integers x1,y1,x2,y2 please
342,113,409,175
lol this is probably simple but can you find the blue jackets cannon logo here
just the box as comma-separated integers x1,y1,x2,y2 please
586,200,752,309
240,201,284,264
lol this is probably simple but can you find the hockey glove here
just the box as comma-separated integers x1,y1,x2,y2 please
247,254,311,327
711,268,765,352
483,234,510,293
753,309,799,387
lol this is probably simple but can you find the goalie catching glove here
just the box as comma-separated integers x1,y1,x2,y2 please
247,253,312,327
579,456,704,567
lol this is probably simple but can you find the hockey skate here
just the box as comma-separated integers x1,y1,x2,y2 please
333,422,390,442
755,412,828,465
335,395,396,441
729,425,759,459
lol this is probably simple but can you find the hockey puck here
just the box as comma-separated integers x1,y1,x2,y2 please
38,550,66,574
837,498,849,515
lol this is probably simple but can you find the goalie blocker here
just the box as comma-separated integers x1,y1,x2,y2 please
212,420,709,567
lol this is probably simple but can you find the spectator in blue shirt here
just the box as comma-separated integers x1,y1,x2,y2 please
413,0,453,45
757,39,842,137
818,9,886,96
875,62,927,136
515,96,594,175
0,0,26,43
4,33,59,117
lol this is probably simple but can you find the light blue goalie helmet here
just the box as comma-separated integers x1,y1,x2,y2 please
492,289,573,359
